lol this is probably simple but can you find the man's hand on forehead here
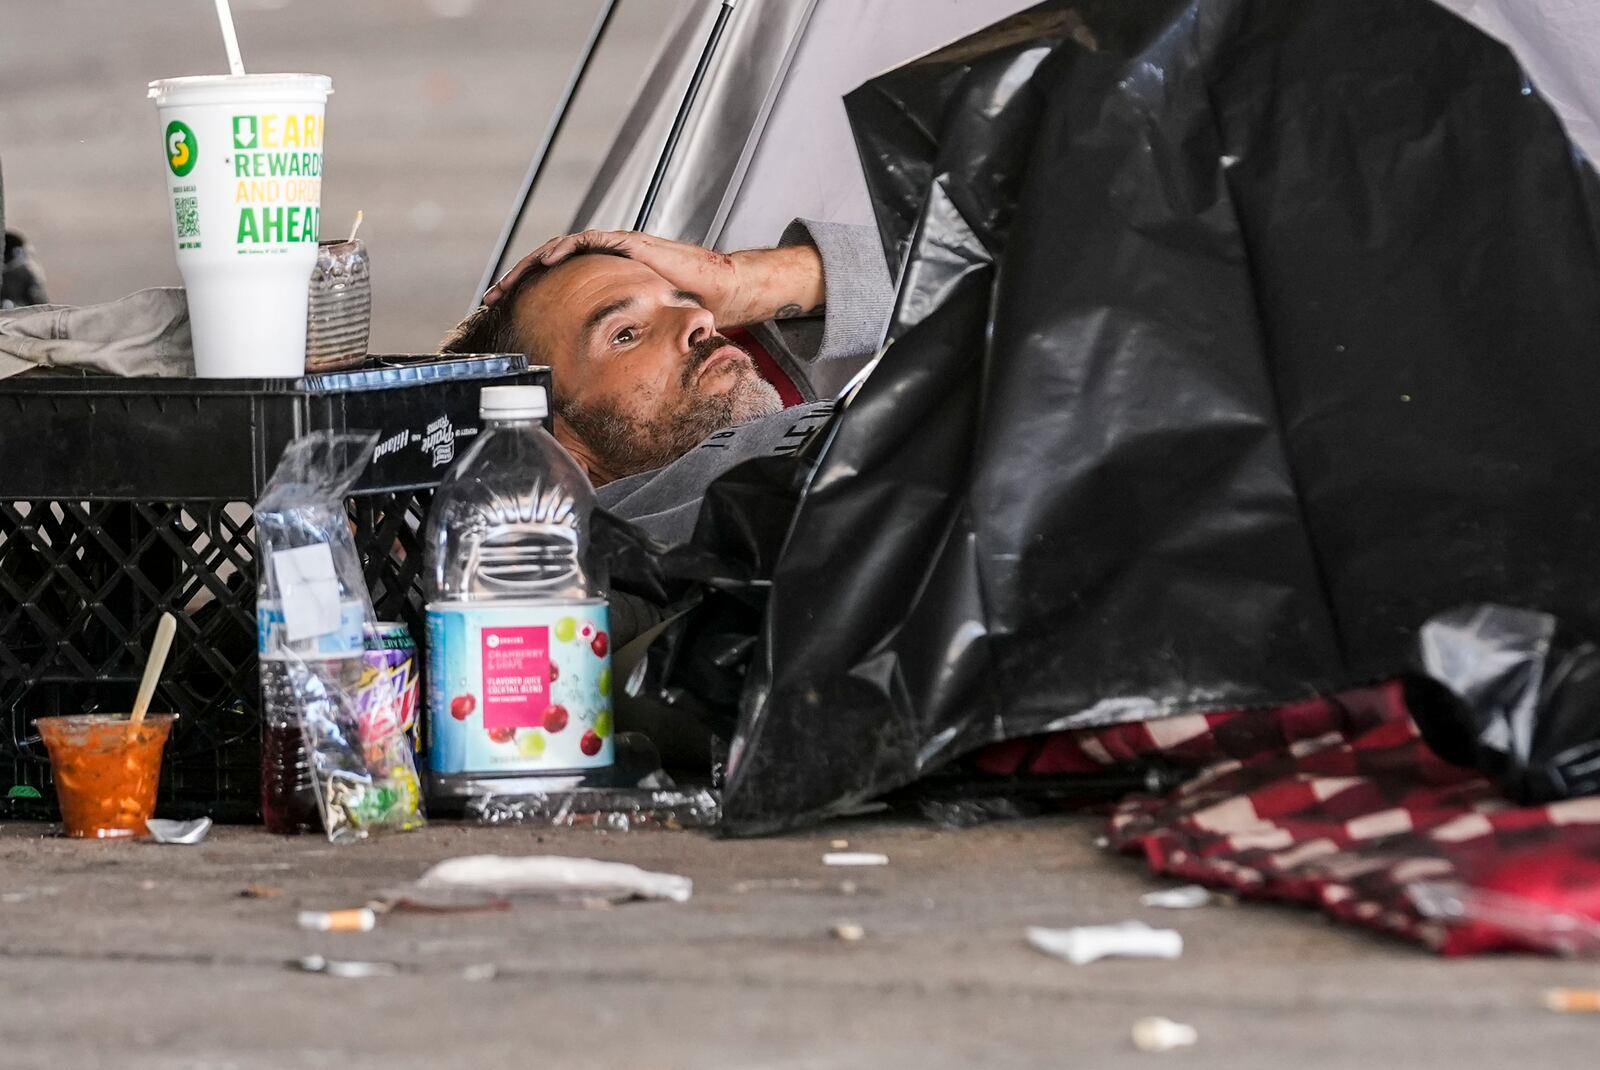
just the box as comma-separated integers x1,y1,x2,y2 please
485,230,824,331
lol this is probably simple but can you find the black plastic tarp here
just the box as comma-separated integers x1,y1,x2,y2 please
619,0,1600,834
1409,604,1600,805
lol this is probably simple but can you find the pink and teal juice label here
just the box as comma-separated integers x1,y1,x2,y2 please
426,601,613,775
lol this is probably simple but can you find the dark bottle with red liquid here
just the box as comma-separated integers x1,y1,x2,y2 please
260,720,320,834
258,651,364,833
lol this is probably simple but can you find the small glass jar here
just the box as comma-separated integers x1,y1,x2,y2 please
305,238,371,373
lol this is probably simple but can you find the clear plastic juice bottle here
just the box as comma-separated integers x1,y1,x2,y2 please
424,385,615,800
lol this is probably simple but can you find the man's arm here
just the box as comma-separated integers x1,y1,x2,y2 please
484,229,824,328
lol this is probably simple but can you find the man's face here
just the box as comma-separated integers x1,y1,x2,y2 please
513,253,782,481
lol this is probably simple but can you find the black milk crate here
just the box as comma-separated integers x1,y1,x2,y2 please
0,355,547,822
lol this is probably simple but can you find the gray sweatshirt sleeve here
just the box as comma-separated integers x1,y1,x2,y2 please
774,218,894,366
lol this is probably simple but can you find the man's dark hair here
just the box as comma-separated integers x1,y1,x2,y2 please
438,241,632,360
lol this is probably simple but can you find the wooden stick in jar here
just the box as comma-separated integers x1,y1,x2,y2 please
131,614,177,727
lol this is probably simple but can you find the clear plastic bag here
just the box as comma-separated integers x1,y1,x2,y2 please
254,432,425,842
463,734,721,830
467,784,722,831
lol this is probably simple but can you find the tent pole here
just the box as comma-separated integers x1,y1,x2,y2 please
471,0,621,312
632,0,735,233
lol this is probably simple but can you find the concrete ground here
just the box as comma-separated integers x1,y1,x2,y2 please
0,815,1594,1069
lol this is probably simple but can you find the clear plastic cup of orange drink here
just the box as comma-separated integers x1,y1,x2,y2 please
37,714,176,838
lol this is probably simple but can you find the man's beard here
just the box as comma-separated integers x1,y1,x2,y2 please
559,334,783,480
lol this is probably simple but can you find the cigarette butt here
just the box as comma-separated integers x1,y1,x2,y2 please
1132,1016,1198,1052
824,852,888,867
1545,988,1600,1013
832,922,865,942
298,908,376,933
296,955,397,979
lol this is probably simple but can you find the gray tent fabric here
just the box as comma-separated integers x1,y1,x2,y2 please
0,286,193,379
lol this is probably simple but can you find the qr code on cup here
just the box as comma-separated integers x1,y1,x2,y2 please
174,196,200,240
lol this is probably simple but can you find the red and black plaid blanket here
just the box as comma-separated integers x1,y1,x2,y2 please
977,681,1600,954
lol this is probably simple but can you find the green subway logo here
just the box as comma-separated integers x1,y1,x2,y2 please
165,120,197,177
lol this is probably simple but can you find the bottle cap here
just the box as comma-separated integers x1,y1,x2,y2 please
480,385,549,420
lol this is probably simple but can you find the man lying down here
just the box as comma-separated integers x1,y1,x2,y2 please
440,220,893,546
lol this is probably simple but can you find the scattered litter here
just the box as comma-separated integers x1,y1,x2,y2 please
139,880,158,891
240,883,283,899
1094,836,1110,849
1026,921,1184,966
461,963,498,982
729,876,868,897
1,886,57,904
296,954,397,979
467,785,720,831
1140,885,1212,910
146,817,212,845
1132,1016,1198,1052
823,852,888,867
831,839,850,849
298,907,377,933
413,855,693,904
733,878,828,894
832,921,866,942
1545,988,1600,1013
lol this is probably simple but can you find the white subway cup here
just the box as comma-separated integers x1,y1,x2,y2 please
149,74,333,378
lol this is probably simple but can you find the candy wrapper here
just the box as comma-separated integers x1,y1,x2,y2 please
254,432,425,842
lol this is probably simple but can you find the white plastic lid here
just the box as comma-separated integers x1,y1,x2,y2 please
480,385,549,420
148,74,333,107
